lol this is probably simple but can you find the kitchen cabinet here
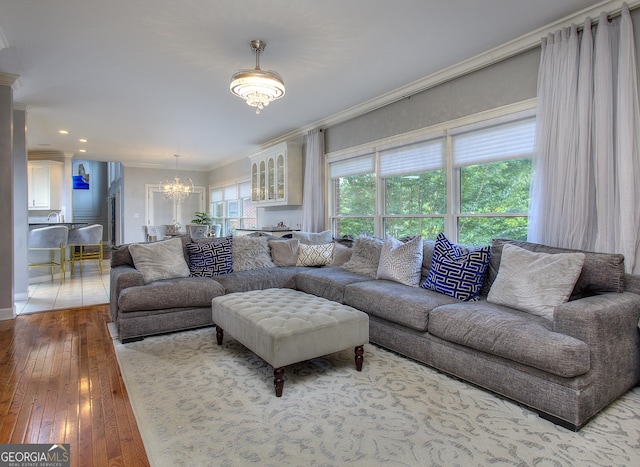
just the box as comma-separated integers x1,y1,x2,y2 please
28,160,63,210
250,141,302,207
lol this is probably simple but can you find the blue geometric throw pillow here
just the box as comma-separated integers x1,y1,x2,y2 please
186,237,233,277
421,232,490,301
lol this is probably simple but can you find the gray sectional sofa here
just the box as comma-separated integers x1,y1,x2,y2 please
109,234,640,431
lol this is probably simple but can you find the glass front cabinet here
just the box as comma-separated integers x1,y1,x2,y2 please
249,141,303,207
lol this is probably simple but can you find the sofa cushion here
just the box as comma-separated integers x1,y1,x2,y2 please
342,235,384,278
128,237,191,284
376,235,423,287
186,237,233,277
331,241,353,266
487,244,585,320
421,233,490,301
428,301,590,378
296,243,334,266
292,230,333,245
232,236,276,271
268,238,300,266
485,238,625,299
344,280,460,332
211,266,304,293
296,267,374,303
118,276,226,311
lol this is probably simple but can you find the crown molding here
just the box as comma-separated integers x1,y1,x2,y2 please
0,72,19,87
262,0,640,149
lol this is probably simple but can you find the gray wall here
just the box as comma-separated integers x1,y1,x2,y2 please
13,108,28,301
0,79,14,319
325,48,540,153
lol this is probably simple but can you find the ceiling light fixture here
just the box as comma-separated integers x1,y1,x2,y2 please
160,154,194,204
230,39,285,114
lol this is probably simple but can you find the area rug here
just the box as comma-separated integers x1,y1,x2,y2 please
113,327,640,466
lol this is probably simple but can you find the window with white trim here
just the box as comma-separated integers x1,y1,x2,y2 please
328,109,535,244
210,181,256,236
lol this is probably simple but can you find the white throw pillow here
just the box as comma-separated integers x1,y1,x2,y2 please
296,243,334,266
232,236,276,271
376,235,423,287
128,237,190,284
487,243,585,320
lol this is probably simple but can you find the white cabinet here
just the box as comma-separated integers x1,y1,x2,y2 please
28,160,63,210
250,141,302,207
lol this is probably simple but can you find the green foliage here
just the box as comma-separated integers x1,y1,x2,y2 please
332,158,531,243
191,211,212,225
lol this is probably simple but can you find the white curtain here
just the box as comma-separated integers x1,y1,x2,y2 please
529,3,640,272
301,128,325,232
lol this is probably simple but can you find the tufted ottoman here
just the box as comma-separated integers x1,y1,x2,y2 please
211,288,369,397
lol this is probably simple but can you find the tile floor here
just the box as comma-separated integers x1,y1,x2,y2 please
16,259,111,314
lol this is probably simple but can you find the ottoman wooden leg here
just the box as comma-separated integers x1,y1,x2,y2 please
274,368,285,397
216,326,224,345
355,345,364,371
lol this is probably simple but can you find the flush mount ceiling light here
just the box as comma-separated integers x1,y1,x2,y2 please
160,154,194,204
230,39,285,114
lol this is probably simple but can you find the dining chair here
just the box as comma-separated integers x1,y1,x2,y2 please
68,224,104,275
28,225,69,283
187,224,209,239
147,225,167,241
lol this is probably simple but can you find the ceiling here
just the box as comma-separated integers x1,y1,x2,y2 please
0,0,605,170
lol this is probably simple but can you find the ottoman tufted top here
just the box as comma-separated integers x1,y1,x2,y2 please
212,288,369,368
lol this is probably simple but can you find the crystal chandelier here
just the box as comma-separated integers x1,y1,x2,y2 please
160,154,194,204
230,40,285,114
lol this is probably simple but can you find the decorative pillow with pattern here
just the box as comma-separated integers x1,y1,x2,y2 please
376,235,423,287
186,237,232,277
421,233,490,301
296,243,335,266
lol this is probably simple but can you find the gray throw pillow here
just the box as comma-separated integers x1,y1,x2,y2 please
376,235,423,287
128,237,190,284
341,236,384,278
331,241,353,266
487,243,585,320
232,236,276,271
292,230,333,245
268,238,300,267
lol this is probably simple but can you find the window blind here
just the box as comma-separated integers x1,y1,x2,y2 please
223,184,237,199
239,181,252,199
210,188,223,202
329,154,375,179
379,138,444,177
452,117,535,167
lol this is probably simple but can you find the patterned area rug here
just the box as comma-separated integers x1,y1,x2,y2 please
113,327,640,466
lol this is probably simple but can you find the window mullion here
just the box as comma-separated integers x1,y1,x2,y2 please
444,134,458,242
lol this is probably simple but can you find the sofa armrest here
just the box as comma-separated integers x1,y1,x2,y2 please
109,265,145,322
554,292,640,385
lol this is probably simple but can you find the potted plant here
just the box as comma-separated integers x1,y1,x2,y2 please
191,211,213,226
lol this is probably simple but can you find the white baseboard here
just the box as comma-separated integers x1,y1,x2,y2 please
0,306,15,321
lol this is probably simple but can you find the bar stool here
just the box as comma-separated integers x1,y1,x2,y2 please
28,225,69,283
68,224,104,275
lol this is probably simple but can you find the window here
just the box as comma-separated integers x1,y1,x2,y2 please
329,154,376,237
210,181,256,236
453,117,535,244
380,137,446,239
328,108,535,244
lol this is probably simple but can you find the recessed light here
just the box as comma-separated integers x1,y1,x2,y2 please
78,149,87,153
79,138,87,143
58,130,69,135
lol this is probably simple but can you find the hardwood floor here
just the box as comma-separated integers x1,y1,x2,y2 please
0,305,150,467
